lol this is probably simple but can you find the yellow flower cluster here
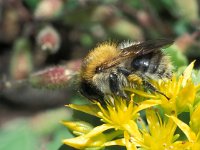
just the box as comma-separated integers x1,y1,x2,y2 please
62,62,200,150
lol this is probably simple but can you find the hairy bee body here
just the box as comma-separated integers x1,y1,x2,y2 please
80,40,173,103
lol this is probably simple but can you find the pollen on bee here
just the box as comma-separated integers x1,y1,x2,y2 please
128,74,143,85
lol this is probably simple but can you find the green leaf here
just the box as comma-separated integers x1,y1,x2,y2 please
30,108,72,136
24,0,40,10
58,144,75,150
174,21,189,35
191,69,200,85
80,34,94,47
164,45,188,70
47,127,74,150
0,120,38,150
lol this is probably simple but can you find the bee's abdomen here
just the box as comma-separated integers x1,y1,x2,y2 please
131,51,172,79
131,53,155,73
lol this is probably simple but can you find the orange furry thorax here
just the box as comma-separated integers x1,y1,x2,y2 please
81,42,120,81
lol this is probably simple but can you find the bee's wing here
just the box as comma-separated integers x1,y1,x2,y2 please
119,39,174,58
98,39,174,71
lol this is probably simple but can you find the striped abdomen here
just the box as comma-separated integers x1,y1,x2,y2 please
131,50,172,79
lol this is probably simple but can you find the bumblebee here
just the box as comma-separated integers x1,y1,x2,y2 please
79,39,174,103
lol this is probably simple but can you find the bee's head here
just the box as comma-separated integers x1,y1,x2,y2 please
79,80,104,104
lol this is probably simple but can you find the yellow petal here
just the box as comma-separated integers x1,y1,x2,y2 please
172,141,192,150
63,135,90,149
176,80,196,112
67,103,100,117
146,109,160,132
125,88,157,99
168,115,196,142
63,134,106,149
104,138,125,146
192,141,200,150
133,100,162,114
63,124,112,149
124,131,137,150
123,120,143,142
61,121,93,135
190,104,200,134
182,61,195,87
85,124,113,138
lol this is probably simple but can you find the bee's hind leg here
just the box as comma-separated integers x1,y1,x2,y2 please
142,80,169,100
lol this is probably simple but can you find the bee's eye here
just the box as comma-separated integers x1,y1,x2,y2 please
95,67,102,73
79,81,104,103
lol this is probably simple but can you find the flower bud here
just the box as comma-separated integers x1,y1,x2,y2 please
37,25,61,54
62,121,93,136
29,66,72,89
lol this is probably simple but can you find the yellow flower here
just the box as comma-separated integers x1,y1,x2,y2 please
137,109,190,150
169,114,200,150
62,95,161,149
62,62,200,149
127,61,199,115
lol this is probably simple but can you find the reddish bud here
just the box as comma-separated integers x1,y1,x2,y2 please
37,25,61,54
29,59,81,89
30,67,69,89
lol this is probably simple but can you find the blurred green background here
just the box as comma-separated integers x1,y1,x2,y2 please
0,0,200,149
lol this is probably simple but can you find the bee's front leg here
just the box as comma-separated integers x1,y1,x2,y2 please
109,72,128,99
